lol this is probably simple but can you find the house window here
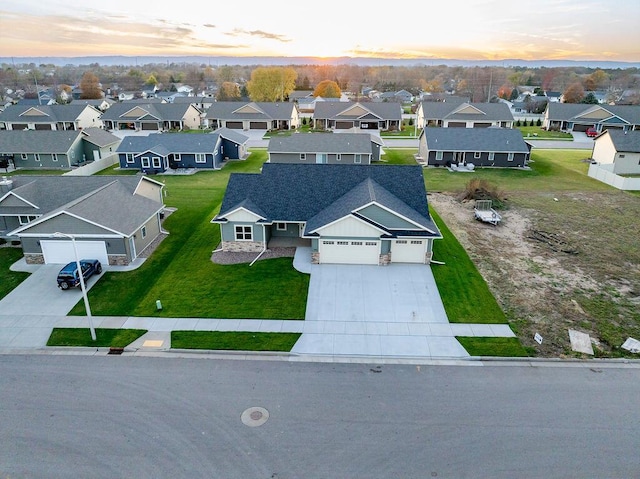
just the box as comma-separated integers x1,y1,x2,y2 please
411,240,423,245
300,153,306,161
34,154,40,162
235,225,253,241
173,154,181,162
141,226,147,238
195,153,206,163
354,154,362,164
507,153,514,162
474,152,481,159
351,241,362,246
126,153,134,163
52,154,58,162
18,215,37,225
323,240,335,245
435,151,443,161
141,157,150,168
337,154,341,161
276,223,286,231
337,241,349,245
396,240,407,244
488,152,495,161
619,154,625,158
365,242,377,246
21,154,28,160
152,157,161,168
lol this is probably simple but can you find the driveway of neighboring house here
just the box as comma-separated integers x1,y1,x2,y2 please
291,248,472,358
0,263,103,316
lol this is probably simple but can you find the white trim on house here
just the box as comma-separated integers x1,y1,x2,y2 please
234,224,253,241
0,191,41,209
354,200,439,234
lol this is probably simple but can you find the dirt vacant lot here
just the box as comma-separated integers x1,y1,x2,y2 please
429,190,640,358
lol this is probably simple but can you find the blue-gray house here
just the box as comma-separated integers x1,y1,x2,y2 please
116,128,249,173
211,163,442,265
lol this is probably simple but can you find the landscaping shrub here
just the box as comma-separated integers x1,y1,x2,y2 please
515,119,521,127
536,118,542,126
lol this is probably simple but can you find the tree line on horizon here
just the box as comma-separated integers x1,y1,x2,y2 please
1,61,638,105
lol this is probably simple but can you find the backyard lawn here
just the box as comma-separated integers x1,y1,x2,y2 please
69,150,310,319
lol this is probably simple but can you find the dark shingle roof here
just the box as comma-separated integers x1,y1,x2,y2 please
0,130,82,153
80,128,121,148
101,102,197,121
205,101,297,121
604,129,640,152
116,130,247,155
313,101,402,121
419,101,514,122
0,104,96,123
267,133,381,154
214,163,439,236
420,128,530,153
546,103,640,124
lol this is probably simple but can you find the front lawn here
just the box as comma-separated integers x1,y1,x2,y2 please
517,126,573,140
0,247,29,300
171,331,301,351
70,151,310,319
46,328,147,347
456,337,531,357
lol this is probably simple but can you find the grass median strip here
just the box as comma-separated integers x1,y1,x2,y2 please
456,337,531,357
46,328,147,347
171,331,301,352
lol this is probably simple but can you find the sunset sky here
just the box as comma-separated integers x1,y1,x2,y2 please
1,0,639,62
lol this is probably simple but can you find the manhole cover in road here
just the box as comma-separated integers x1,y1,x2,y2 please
241,407,269,427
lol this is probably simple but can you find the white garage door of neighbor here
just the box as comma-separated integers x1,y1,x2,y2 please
319,240,380,265
41,240,109,265
392,239,426,263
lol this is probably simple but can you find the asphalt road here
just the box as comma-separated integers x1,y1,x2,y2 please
1,355,638,479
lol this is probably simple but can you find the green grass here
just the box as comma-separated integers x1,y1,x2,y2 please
46,328,147,347
70,151,309,319
430,208,507,324
171,331,301,351
380,149,419,165
456,336,531,357
517,126,573,139
423,149,609,193
94,163,139,175
0,247,30,300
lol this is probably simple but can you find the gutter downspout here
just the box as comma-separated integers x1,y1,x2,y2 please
249,224,267,267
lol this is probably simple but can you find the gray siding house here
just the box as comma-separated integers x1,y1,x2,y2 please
267,133,384,164
418,127,532,168
101,102,203,131
204,101,300,131
1,175,165,265
312,102,402,131
211,164,441,265
415,101,514,129
0,128,121,169
591,129,640,175
543,103,640,134
0,104,103,131
116,128,249,173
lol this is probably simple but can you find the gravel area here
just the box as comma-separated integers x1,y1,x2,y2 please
211,246,296,265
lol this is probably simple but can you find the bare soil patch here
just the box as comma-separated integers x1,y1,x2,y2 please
429,191,640,357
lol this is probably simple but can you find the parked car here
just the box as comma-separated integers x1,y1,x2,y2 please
586,127,599,137
57,259,102,290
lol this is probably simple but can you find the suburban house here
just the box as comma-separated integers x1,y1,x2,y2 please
415,101,514,129
204,101,300,131
0,104,103,131
0,128,121,169
418,127,532,168
267,133,384,164
70,98,115,111
116,128,249,173
543,103,640,134
101,102,203,131
591,129,640,175
211,163,442,265
1,175,165,265
312,101,403,131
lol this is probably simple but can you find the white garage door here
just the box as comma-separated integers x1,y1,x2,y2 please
41,240,109,265
319,240,380,265
392,239,426,263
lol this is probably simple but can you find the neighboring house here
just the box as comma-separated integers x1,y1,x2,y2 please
543,103,640,134
155,91,188,103
546,91,562,103
0,104,103,131
118,91,137,101
591,130,640,175
415,101,514,129
418,127,532,168
267,133,384,165
211,163,442,265
312,101,403,131
379,90,414,103
0,128,121,169
71,98,115,111
116,128,249,173
0,175,165,266
101,102,203,131
172,95,216,111
204,101,300,131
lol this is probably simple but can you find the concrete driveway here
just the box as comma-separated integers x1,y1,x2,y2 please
0,263,103,316
291,248,471,358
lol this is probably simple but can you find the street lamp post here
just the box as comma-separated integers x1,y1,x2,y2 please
53,232,96,341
